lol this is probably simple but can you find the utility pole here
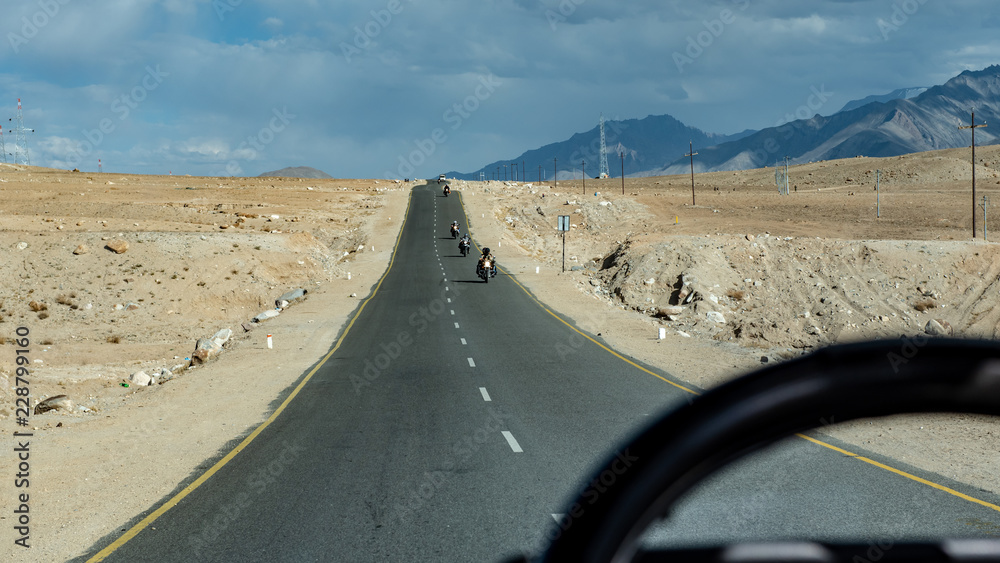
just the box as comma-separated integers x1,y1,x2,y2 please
581,160,586,195
783,156,790,195
538,165,542,183
620,151,625,195
685,141,698,205
522,160,525,182
554,158,557,190
960,109,987,238
980,195,990,242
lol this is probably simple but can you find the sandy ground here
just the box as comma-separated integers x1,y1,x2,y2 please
3,143,1000,561
0,169,409,561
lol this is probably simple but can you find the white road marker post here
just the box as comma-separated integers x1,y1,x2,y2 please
267,334,273,349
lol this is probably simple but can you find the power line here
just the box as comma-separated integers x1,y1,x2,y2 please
12,98,31,166
599,113,609,179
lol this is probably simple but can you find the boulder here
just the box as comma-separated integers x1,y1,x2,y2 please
105,239,129,254
653,306,684,319
34,395,74,415
130,371,153,386
211,328,233,348
73,244,89,255
152,367,175,384
706,311,726,323
192,338,223,364
924,319,953,337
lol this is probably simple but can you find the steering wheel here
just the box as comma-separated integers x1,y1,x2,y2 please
536,338,1000,562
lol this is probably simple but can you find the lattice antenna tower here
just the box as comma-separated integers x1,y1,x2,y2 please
13,98,30,166
598,113,609,179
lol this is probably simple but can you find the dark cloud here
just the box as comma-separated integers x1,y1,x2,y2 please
0,0,996,177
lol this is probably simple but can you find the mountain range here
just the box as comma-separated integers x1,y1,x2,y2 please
444,115,754,181
447,65,1000,179
259,166,333,179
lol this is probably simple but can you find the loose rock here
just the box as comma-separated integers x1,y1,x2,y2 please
34,395,74,415
105,239,129,254
130,371,153,386
924,319,953,337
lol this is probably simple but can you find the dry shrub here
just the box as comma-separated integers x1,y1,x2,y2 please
914,299,937,312
37,312,49,320
29,301,48,312
726,289,745,301
107,335,122,344
56,295,75,306
41,339,53,345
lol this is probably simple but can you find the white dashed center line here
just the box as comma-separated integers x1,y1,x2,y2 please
460,338,467,345
479,387,491,401
454,322,460,329
450,310,455,315
502,431,523,453
467,357,476,367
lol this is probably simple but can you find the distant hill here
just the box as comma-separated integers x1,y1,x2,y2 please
837,87,928,114
656,65,1000,175
258,166,332,179
443,114,755,181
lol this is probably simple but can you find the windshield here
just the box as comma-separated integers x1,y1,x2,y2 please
2,2,1000,562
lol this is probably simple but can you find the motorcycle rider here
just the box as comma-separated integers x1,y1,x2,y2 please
458,233,471,256
450,220,460,238
443,184,451,196
478,247,497,277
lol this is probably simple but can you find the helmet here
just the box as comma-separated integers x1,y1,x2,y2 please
482,247,491,255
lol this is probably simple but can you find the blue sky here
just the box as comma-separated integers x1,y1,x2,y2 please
1,0,998,178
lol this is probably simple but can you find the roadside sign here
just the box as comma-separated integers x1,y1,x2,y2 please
557,215,570,231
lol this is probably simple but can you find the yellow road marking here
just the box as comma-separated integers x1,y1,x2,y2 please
456,189,1000,515
797,433,1000,513
87,189,417,562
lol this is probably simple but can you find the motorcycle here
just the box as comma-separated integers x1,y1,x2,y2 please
443,185,451,197
476,256,497,283
451,224,460,239
458,236,471,257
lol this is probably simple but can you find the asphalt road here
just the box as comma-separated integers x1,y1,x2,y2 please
85,183,1000,562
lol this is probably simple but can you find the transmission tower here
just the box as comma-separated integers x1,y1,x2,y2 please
598,113,609,179
12,98,31,166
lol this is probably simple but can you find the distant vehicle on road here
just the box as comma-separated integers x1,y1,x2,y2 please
438,174,447,183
